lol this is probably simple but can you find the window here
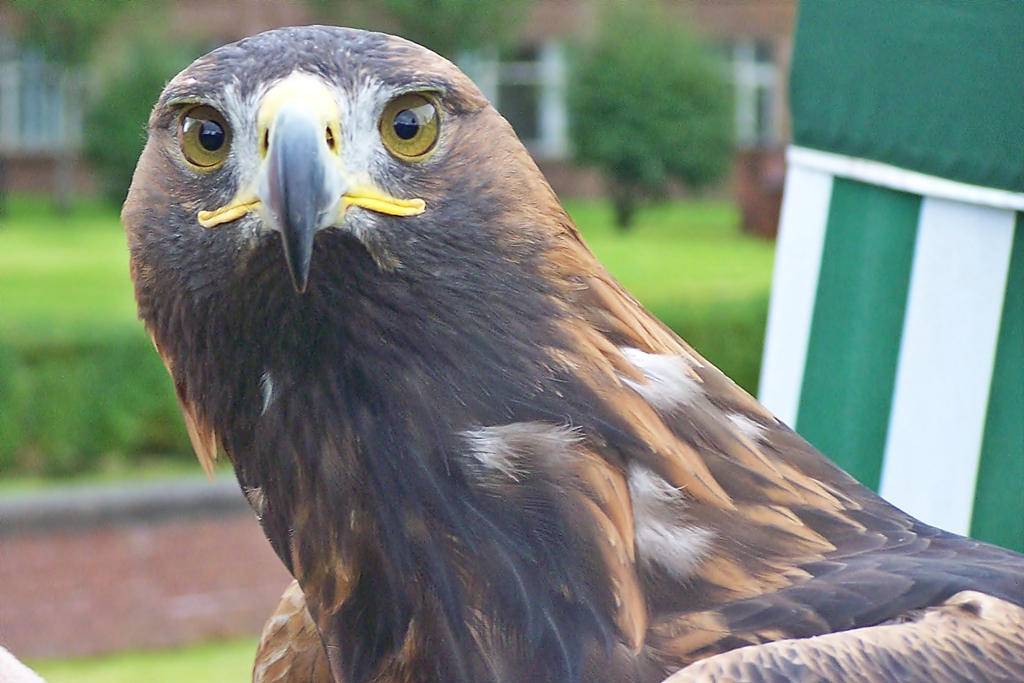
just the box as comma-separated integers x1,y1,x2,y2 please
0,46,82,154
459,40,568,161
732,38,779,148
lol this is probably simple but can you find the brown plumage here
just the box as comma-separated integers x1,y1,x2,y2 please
123,26,1024,683
254,581,333,683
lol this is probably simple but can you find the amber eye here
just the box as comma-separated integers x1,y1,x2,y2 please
379,93,440,161
179,105,231,170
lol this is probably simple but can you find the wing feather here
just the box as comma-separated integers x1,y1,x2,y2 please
662,591,1024,683
545,224,1024,672
572,449,647,651
254,581,333,683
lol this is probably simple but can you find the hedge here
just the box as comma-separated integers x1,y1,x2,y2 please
0,335,190,477
0,300,766,478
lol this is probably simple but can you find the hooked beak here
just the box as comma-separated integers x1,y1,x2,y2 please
197,74,424,293
260,102,332,292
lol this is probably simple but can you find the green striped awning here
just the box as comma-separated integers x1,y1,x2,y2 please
760,147,1024,549
763,0,1024,552
790,0,1024,193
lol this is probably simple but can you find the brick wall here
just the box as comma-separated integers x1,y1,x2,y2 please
734,148,786,238
0,155,98,198
0,478,292,660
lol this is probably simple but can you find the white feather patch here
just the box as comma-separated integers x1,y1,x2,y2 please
727,413,767,443
336,76,395,184
244,486,266,519
221,77,269,191
619,347,702,412
628,463,712,579
463,422,582,481
260,371,275,415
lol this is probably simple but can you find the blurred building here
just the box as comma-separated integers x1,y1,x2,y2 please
0,0,792,214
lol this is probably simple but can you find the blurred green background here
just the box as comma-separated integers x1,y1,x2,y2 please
0,0,785,676
0,0,774,483
0,196,773,481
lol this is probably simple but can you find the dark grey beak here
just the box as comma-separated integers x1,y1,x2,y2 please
259,103,336,293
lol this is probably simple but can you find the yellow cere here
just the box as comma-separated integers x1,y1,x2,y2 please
256,71,342,154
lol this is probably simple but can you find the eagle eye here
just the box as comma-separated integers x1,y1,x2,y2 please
379,93,439,161
179,105,231,170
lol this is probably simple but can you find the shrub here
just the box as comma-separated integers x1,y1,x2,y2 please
377,0,534,58
84,40,199,203
569,3,734,228
0,337,191,477
0,198,769,479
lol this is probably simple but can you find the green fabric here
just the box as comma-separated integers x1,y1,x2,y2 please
971,213,1024,552
791,0,1024,193
796,179,921,490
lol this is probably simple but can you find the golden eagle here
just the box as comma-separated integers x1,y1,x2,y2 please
123,26,1024,683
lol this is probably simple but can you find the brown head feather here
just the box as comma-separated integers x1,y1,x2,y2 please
149,332,219,479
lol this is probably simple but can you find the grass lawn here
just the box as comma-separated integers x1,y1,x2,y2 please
563,200,774,311
29,638,258,683
0,196,773,343
0,197,142,345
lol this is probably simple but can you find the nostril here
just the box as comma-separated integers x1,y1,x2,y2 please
325,126,336,152
261,128,270,157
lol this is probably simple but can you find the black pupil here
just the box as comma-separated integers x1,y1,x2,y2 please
198,119,225,152
393,109,420,140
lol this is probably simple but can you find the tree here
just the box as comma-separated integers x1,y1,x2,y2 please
84,39,200,202
378,0,533,57
5,0,145,209
6,2,193,203
5,0,134,65
305,0,534,59
569,3,733,228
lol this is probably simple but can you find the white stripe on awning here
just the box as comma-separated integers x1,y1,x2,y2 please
788,146,1024,212
758,165,833,427
878,198,1016,535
